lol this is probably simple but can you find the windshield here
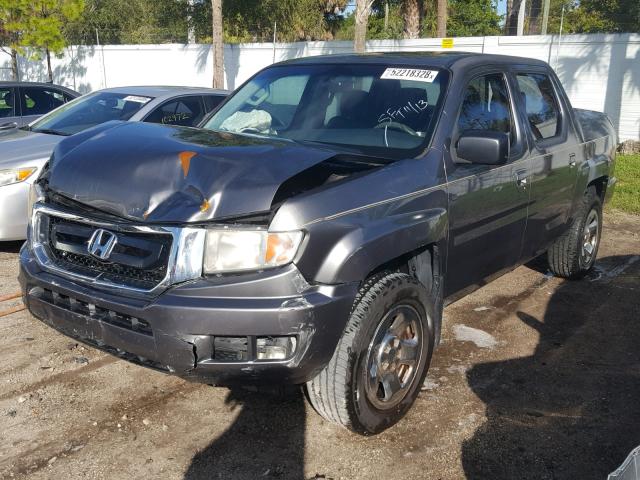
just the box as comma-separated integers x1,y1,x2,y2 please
203,64,448,156
29,92,153,136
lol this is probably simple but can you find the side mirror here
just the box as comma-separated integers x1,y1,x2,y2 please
0,122,18,131
455,130,510,165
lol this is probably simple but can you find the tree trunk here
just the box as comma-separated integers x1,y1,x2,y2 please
46,48,53,83
436,0,447,37
354,0,372,53
528,0,542,34
505,0,521,35
211,0,224,89
402,0,421,39
384,1,389,31
11,48,19,81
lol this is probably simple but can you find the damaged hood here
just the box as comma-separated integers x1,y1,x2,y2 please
48,121,341,223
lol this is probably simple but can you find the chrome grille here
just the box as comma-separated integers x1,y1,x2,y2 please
47,216,171,290
30,203,206,298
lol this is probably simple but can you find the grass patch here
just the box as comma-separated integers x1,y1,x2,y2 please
609,154,640,215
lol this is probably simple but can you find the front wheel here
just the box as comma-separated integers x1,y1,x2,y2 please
305,272,435,435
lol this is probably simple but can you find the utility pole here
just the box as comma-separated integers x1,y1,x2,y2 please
516,0,526,35
272,21,277,63
96,28,107,89
384,1,389,31
541,0,550,34
555,3,565,67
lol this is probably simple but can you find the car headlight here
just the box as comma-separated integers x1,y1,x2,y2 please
203,229,303,274
0,167,37,187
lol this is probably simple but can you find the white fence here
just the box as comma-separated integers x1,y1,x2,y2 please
2,33,639,141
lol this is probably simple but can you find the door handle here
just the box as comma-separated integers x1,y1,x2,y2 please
569,153,576,168
515,170,528,189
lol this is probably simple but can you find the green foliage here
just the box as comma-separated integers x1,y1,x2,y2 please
608,154,640,215
24,0,85,56
546,0,640,34
220,0,349,42
1,0,83,67
0,0,31,53
334,3,404,41
64,0,188,44
447,0,502,37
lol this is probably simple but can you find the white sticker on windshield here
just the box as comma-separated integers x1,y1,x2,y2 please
380,68,438,83
123,95,151,103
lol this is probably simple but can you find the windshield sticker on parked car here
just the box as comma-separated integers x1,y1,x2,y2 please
380,68,438,83
378,99,429,124
123,95,152,104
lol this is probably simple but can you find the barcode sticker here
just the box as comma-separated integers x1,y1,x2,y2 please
380,68,438,83
123,95,152,104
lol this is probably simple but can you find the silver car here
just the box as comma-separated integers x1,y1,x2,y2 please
0,85,228,241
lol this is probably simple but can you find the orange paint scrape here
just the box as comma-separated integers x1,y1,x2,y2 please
179,151,197,178
200,199,211,212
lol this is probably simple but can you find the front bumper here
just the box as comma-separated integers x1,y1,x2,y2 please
0,182,30,241
20,244,357,384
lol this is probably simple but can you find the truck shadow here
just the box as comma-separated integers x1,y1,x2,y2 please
184,387,306,480
461,254,640,479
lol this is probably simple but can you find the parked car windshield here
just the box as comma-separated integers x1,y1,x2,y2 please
28,91,153,136
203,64,448,156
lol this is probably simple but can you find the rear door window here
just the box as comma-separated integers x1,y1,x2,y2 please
516,73,561,140
21,87,68,116
145,96,206,127
0,87,15,118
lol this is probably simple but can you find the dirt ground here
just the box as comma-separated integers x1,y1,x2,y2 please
1,211,638,480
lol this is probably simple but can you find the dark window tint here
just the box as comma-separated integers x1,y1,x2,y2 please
458,73,512,134
0,88,15,118
204,94,225,112
145,97,205,127
516,73,561,140
21,87,68,116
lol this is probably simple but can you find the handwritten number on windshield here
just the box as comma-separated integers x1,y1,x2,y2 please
378,99,429,124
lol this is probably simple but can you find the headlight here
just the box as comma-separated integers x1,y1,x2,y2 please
0,167,37,187
203,229,303,274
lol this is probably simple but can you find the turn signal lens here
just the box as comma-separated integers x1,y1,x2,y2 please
0,167,37,187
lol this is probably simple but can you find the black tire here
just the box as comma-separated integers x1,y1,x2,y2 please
305,272,435,435
547,187,602,279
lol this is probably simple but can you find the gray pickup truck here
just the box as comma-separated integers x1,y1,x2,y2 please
20,52,617,435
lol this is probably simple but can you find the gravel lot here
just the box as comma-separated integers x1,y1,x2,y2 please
1,212,639,480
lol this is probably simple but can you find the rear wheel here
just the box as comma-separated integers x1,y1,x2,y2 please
305,272,435,435
547,187,602,278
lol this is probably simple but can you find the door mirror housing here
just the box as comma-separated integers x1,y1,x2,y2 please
455,130,510,165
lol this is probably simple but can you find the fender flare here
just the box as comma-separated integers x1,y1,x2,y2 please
313,207,448,285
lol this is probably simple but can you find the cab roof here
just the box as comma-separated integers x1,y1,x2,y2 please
276,51,549,71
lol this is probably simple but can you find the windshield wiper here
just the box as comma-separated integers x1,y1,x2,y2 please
32,128,71,136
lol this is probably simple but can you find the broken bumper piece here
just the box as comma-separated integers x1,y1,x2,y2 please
19,244,357,385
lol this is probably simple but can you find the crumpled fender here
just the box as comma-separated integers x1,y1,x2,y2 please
309,206,448,284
